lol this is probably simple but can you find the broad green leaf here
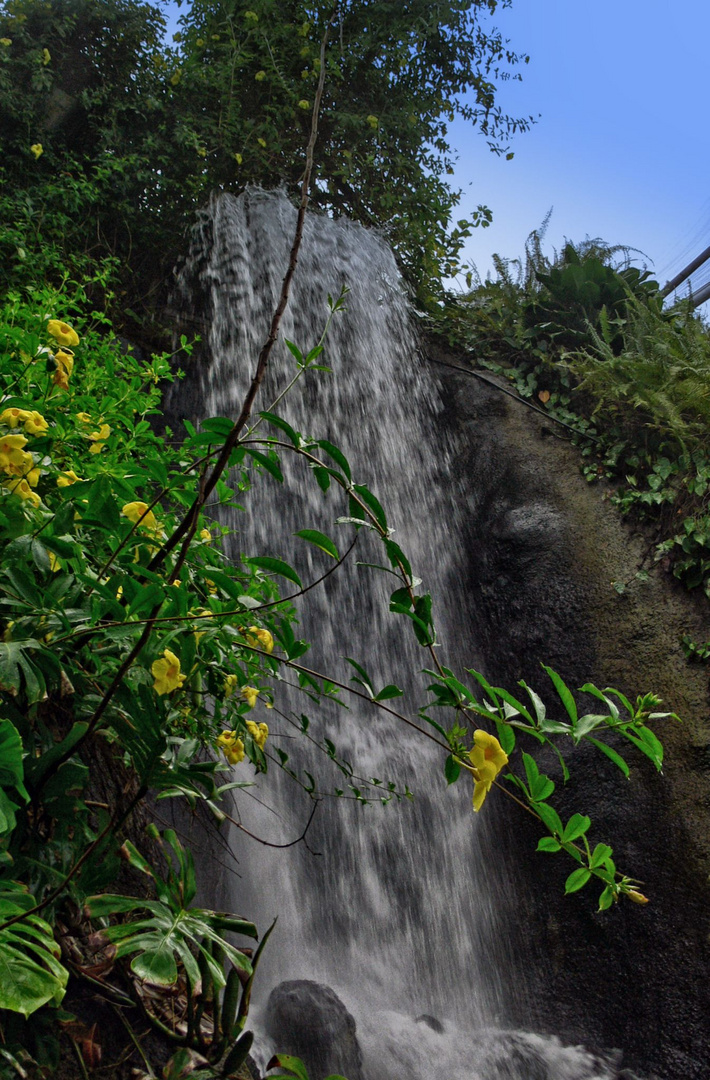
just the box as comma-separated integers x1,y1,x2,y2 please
294,529,339,560
537,837,561,853
259,411,301,447
590,843,613,869
444,755,461,785
266,1055,310,1080
536,802,563,836
247,557,302,589
565,867,592,894
0,719,27,800
373,684,404,702
201,416,235,438
562,814,591,842
0,889,68,1016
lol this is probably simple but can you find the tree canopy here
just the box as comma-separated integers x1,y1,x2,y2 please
0,0,532,318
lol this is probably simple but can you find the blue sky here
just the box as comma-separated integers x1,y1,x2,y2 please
164,1,710,297
452,0,710,295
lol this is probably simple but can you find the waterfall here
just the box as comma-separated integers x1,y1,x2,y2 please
168,189,644,1080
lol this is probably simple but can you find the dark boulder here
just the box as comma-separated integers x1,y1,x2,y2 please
265,980,363,1080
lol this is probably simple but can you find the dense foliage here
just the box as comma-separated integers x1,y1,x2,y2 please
437,228,710,601
0,0,532,320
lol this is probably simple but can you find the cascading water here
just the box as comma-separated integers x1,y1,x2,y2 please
168,189,644,1080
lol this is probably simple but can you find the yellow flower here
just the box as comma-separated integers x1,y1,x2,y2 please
0,39,12,46
234,153,243,165
244,10,258,21
0,408,31,429
216,730,245,765
89,423,110,442
241,686,260,708
196,38,205,47
297,99,310,110
54,350,74,377
170,70,181,85
469,729,508,812
366,114,379,129
257,137,267,148
24,410,48,435
0,434,28,456
224,673,238,699
57,469,81,487
199,528,212,543
47,320,79,347
245,626,274,654
3,478,40,507
246,720,268,749
255,70,266,81
75,412,92,424
151,649,186,694
0,446,33,477
41,47,50,64
30,143,43,159
122,501,159,533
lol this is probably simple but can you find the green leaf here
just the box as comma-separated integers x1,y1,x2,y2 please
201,416,235,438
598,885,616,911
537,837,561,853
494,720,516,755
316,440,351,481
373,684,404,702
294,529,339,560
590,842,613,869
444,755,461,785
266,1055,310,1080
246,557,302,588
0,719,27,800
565,867,592,894
353,484,387,531
542,665,578,726
562,814,591,843
587,737,630,778
536,802,563,836
259,411,301,447
244,447,283,483
0,887,68,1016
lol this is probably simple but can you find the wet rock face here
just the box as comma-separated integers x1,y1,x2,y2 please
265,980,364,1080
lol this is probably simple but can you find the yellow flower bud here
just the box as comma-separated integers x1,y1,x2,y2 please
30,143,43,159
224,673,238,699
57,470,81,487
41,47,50,64
366,114,379,129
246,719,268,749
626,889,649,905
242,686,260,708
